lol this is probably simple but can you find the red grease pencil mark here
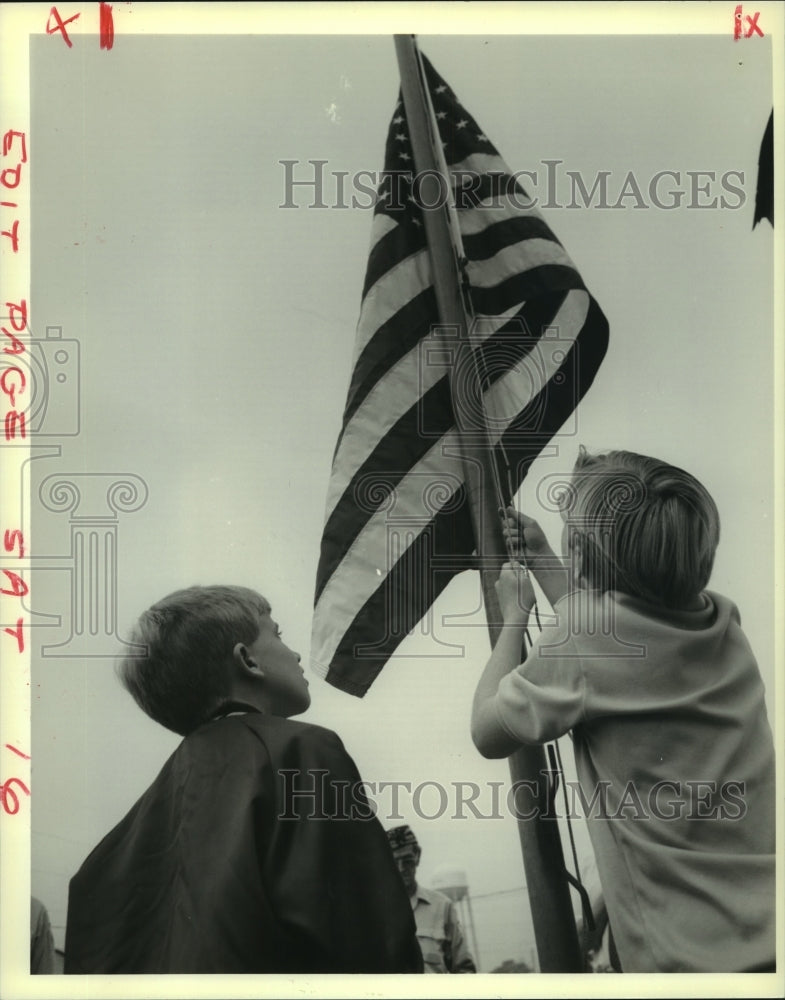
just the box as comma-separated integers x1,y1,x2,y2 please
0,569,28,598
734,4,764,39
745,11,763,36
46,6,81,48
45,4,117,50
3,618,24,653
100,2,114,50
1,777,30,815
2,746,31,815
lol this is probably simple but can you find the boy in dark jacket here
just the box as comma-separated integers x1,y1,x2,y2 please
65,584,422,974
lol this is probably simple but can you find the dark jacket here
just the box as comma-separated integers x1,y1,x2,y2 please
65,711,422,974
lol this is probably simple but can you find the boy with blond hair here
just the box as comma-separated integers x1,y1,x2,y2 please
472,449,775,972
65,585,422,974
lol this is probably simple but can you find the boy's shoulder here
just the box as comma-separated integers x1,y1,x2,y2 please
235,712,345,748
552,588,741,628
72,715,357,882
185,712,349,763
542,589,747,667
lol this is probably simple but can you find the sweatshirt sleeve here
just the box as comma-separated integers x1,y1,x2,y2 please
493,599,586,745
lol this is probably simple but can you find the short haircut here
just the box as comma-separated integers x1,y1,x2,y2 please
117,585,270,736
563,448,720,609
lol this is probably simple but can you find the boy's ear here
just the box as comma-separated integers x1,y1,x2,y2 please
232,642,264,677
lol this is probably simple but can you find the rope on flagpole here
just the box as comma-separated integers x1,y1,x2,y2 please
411,42,529,548
412,43,592,938
395,34,584,972
413,43,541,655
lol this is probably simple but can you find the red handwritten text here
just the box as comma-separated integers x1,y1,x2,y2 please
100,2,114,50
2,298,27,356
46,3,115,49
734,4,764,39
1,745,31,816
46,6,81,48
1,569,28,598
1,131,29,438
4,529,25,559
1,529,26,652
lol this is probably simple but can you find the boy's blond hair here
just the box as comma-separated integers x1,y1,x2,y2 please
563,448,720,609
118,585,269,736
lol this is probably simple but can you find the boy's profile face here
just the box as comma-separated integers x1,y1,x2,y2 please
246,610,311,718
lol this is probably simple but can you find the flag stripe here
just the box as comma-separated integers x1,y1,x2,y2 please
470,265,584,315
327,342,446,518
467,239,581,290
329,308,520,521
461,214,562,263
369,209,403,250
350,255,580,436
344,286,437,426
363,218,428,298
313,429,466,673
353,249,431,364
458,191,557,236
499,294,608,463
316,378,456,606
316,496,474,695
325,290,577,579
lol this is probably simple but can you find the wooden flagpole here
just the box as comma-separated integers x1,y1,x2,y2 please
393,34,583,973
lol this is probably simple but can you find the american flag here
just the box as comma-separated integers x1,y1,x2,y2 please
311,53,609,696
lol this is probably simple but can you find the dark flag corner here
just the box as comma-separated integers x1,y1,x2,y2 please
753,110,773,229
312,48,609,697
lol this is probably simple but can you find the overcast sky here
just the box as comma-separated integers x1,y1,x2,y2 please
1,4,781,998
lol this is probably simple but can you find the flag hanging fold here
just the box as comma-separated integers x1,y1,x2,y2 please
312,53,609,697
753,110,773,229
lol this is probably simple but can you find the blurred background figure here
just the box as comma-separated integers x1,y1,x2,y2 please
31,897,56,974
386,825,476,974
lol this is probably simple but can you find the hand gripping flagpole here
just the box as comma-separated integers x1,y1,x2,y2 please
393,34,583,973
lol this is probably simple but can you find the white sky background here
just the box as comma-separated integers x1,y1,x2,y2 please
0,3,781,997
